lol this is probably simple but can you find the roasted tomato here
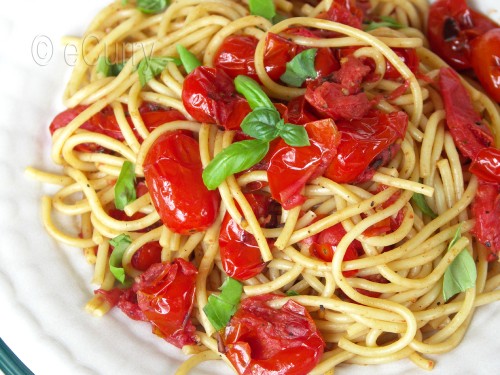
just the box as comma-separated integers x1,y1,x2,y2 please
131,242,163,272
310,223,361,277
267,119,341,209
286,95,319,125
143,131,220,234
471,181,500,260
384,48,420,80
305,56,373,121
325,110,408,183
214,30,338,86
317,0,363,29
214,35,260,81
49,104,185,152
219,193,273,280
439,67,494,159
427,0,498,70
181,66,251,130
135,259,198,348
470,147,500,184
223,294,325,375
470,28,500,102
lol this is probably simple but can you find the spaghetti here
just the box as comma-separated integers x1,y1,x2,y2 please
27,0,500,374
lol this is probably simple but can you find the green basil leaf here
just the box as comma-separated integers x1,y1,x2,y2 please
411,193,437,219
248,0,276,20
286,290,300,296
280,48,318,88
448,225,462,251
109,234,132,284
234,75,274,110
176,45,202,74
203,139,269,190
279,123,310,146
363,16,404,32
137,56,181,86
203,278,243,331
272,13,288,25
136,0,169,14
241,107,281,141
96,57,126,77
115,161,136,210
442,226,477,301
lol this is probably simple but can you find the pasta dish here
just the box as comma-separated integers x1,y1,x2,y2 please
26,0,500,374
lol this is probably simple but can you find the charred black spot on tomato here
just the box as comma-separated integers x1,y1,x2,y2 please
443,17,460,42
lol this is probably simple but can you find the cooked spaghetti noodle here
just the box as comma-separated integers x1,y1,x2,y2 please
27,0,500,374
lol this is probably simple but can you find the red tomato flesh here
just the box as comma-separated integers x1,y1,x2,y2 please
181,66,251,130
470,28,500,102
267,119,341,209
223,294,325,375
143,131,220,234
427,0,498,70
136,259,198,348
219,193,272,281
325,111,408,183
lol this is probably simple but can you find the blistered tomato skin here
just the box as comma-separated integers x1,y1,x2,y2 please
135,259,198,348
470,28,500,102
219,193,271,281
427,0,498,70
223,294,325,375
181,66,251,130
143,131,220,234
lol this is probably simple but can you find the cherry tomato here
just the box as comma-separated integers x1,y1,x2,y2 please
305,56,373,121
219,193,273,280
214,35,259,81
181,66,251,130
470,28,500,102
427,0,498,70
384,48,420,80
143,131,220,234
131,241,163,272
309,223,360,277
470,147,500,183
287,95,319,125
439,67,494,160
49,104,185,152
317,0,363,29
267,119,341,209
135,259,198,348
223,294,325,375
325,110,408,183
471,181,500,260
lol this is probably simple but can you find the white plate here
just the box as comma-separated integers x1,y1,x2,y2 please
0,1,498,374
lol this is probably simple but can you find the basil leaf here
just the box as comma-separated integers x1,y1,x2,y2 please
272,13,288,25
241,107,281,141
411,193,437,219
136,0,168,14
280,48,318,88
203,139,269,190
177,45,202,74
442,226,477,301
109,234,132,284
278,123,310,146
248,0,276,20
234,75,274,110
137,56,181,86
203,278,243,331
363,16,404,32
115,161,136,210
286,290,300,296
96,57,126,77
